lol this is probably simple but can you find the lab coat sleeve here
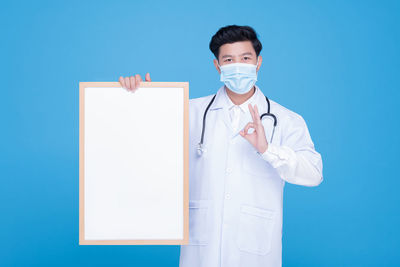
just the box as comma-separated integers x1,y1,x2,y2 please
257,114,323,187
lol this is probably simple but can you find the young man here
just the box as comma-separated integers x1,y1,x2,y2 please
119,25,323,267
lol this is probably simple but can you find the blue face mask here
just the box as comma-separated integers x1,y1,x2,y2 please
218,58,259,94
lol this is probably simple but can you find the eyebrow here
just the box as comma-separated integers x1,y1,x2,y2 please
221,52,254,58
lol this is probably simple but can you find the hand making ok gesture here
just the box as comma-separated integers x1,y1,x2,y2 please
239,104,269,154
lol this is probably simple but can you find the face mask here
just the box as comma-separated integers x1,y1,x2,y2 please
218,57,259,94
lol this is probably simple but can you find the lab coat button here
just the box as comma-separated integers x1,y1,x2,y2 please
226,167,232,173
225,193,231,199
229,139,235,144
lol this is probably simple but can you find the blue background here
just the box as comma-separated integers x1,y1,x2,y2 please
1,0,399,266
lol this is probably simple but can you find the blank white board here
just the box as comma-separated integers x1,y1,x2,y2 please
79,82,189,245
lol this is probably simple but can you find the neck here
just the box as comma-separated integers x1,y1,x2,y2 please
225,86,256,105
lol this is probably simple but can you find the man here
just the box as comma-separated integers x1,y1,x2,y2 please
119,25,323,267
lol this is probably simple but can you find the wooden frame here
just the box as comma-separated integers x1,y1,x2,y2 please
79,82,189,245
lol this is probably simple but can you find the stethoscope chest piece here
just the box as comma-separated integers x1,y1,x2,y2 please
197,143,207,156
197,143,203,156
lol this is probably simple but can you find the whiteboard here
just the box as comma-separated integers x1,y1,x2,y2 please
79,82,189,245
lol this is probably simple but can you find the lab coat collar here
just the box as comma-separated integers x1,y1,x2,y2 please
223,85,259,114
209,84,268,138
209,84,262,111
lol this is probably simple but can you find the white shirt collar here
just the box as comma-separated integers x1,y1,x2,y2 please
223,85,259,114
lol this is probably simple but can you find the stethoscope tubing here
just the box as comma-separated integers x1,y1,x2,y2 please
197,93,277,156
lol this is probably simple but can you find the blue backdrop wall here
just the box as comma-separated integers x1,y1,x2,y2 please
1,0,399,266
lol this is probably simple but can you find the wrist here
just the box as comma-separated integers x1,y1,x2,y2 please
258,143,268,154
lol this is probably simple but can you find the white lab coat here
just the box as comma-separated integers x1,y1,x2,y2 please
179,85,323,267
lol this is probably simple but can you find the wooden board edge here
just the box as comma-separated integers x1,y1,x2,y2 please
78,81,190,245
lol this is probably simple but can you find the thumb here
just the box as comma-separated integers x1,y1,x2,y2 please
239,130,250,142
145,72,151,82
239,130,248,139
240,128,252,143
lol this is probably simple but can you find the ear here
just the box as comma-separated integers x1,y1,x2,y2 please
256,55,262,72
213,58,221,74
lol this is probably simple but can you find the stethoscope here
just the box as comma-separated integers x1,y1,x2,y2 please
197,92,277,156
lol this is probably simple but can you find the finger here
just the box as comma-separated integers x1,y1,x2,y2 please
135,74,142,91
248,104,257,124
129,76,135,91
242,122,255,135
145,72,151,82
124,77,131,90
119,76,126,89
254,104,261,124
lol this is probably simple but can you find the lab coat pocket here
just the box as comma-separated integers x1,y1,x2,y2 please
188,200,209,245
236,204,275,255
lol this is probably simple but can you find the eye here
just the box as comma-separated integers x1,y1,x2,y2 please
224,58,232,62
244,57,251,60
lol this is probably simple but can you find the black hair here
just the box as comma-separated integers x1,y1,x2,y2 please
209,25,262,61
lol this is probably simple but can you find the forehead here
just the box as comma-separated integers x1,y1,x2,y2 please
219,41,255,57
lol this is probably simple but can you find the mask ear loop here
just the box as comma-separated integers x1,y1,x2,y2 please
217,59,222,70
255,56,260,70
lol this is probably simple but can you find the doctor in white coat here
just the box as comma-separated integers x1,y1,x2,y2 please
119,25,323,267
